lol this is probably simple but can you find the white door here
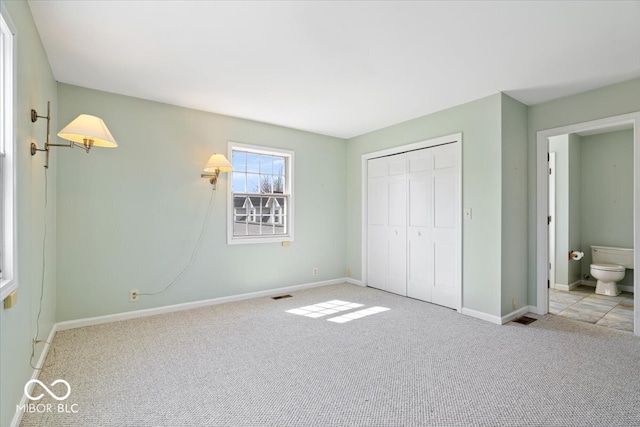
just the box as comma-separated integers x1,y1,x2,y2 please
407,149,433,301
406,144,460,308
430,144,460,309
367,154,407,296
367,142,460,309
548,152,556,289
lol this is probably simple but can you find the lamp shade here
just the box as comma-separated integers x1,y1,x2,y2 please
57,114,118,148
203,154,232,173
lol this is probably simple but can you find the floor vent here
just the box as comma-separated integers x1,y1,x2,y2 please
512,316,537,325
272,294,292,300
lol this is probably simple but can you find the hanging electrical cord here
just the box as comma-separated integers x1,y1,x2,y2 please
31,167,54,370
137,187,216,297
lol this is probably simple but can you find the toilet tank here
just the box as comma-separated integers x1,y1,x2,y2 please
591,246,634,269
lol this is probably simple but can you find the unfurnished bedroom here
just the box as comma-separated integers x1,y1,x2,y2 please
1,1,640,426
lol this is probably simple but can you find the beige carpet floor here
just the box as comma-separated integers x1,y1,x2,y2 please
20,283,640,426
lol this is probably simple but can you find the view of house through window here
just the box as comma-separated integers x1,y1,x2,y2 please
229,144,293,243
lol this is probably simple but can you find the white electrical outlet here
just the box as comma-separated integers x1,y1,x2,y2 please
130,290,139,302
313,268,318,276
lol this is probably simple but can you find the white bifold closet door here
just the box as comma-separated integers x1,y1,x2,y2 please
367,153,407,296
367,143,460,310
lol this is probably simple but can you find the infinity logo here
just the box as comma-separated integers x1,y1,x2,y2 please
24,379,71,401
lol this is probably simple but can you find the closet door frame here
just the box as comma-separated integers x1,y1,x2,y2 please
361,133,462,312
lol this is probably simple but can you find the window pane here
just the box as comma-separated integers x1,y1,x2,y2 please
272,175,284,193
246,153,260,173
276,197,287,233
247,173,260,193
259,175,272,194
232,151,246,172
233,195,248,236
232,172,246,193
234,221,248,236
272,157,285,175
260,155,273,175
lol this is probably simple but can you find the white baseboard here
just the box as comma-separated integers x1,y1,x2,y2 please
461,307,502,325
345,277,364,287
554,280,582,291
10,324,58,427
56,278,347,331
13,278,352,426
501,306,534,325
462,305,537,326
619,284,634,293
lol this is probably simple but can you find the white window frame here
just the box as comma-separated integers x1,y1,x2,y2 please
0,5,17,300
227,141,294,245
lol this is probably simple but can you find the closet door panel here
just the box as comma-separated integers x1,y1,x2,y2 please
407,148,434,301
431,143,460,309
434,167,456,229
367,156,388,291
407,229,433,301
387,227,407,296
367,226,387,291
388,176,406,227
367,154,406,296
386,154,407,295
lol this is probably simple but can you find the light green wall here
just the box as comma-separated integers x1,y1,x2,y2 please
0,1,57,426
527,76,640,306
4,2,640,419
346,94,503,316
580,129,633,285
345,93,529,317
500,94,528,315
56,84,347,321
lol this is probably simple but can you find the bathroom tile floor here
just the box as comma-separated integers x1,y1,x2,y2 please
550,285,634,332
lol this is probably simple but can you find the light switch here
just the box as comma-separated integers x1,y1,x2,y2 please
464,208,472,220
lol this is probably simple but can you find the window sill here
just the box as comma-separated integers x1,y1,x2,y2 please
228,235,294,245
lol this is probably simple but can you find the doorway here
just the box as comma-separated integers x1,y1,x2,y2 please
536,112,640,336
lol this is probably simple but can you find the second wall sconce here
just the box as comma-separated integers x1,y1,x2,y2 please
31,101,118,168
201,154,232,189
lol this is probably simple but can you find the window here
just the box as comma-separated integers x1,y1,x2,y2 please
228,142,294,244
0,6,16,300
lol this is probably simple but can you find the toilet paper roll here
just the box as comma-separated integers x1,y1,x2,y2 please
570,251,584,261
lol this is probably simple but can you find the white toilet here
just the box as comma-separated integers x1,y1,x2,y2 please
589,245,634,296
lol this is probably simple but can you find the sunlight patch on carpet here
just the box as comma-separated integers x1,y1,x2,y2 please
327,306,390,323
286,300,390,322
286,300,364,318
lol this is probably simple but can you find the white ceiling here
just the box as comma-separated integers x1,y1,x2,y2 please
27,1,640,139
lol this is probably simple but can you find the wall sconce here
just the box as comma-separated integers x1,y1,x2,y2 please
30,101,118,168
201,154,232,189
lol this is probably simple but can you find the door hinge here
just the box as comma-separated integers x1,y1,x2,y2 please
548,280,550,288
548,215,552,224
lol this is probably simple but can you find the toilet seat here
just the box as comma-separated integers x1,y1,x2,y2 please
590,263,625,272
